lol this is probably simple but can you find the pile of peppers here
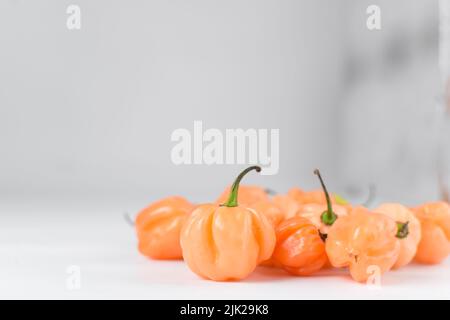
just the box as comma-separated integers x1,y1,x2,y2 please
134,166,450,282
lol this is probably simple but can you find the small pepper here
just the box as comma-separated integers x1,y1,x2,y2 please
250,200,285,228
287,186,348,207
269,170,345,273
272,193,302,220
413,202,450,264
326,207,404,282
273,172,348,221
374,203,421,268
271,216,328,276
135,196,194,260
180,166,276,281
253,200,287,268
296,169,349,235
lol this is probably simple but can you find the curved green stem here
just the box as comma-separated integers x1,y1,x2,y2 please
314,169,337,226
222,166,261,207
396,221,409,239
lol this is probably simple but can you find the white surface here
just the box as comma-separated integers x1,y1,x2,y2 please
1,199,450,300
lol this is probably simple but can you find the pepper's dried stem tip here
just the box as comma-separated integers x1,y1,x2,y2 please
396,221,409,239
318,230,328,242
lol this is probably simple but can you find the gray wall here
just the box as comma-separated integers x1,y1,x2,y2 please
0,0,345,204
0,0,442,207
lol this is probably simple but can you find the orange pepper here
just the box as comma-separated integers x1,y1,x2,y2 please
374,203,421,268
268,170,345,272
180,166,276,281
252,200,285,268
272,217,327,276
297,203,349,233
215,184,269,206
135,196,194,260
326,207,403,282
272,171,348,221
251,200,285,228
272,194,302,220
287,187,347,206
287,188,327,205
413,202,450,264
296,169,350,234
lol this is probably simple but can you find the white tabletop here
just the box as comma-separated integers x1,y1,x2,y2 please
1,199,449,300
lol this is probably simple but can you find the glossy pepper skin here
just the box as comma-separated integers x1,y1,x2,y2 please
215,185,269,206
269,169,343,272
135,196,194,260
272,217,327,276
374,203,421,269
413,202,450,264
326,207,400,283
259,197,301,269
181,166,276,281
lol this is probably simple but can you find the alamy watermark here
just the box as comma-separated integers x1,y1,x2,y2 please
66,265,81,290
366,5,381,30
66,5,81,30
171,121,279,175
366,265,382,289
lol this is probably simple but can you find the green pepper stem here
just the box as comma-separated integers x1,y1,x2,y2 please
222,166,261,207
314,169,337,226
396,221,409,239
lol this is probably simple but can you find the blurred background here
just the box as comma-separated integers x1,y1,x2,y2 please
0,0,448,209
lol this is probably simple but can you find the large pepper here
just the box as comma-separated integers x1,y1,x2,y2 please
181,166,276,281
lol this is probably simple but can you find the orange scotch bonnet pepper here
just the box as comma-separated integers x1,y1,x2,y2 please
325,206,406,282
374,203,421,268
413,202,450,264
272,193,302,220
251,200,285,228
270,170,345,275
287,185,348,207
272,171,349,221
296,169,349,234
272,216,327,276
180,166,276,281
135,196,194,260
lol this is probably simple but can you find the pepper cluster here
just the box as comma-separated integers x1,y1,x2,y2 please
135,166,450,282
